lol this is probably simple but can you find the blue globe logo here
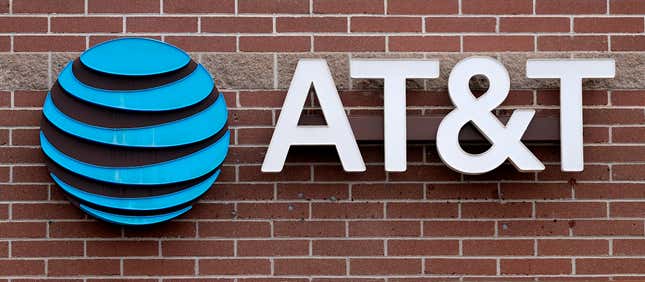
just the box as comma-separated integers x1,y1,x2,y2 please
40,38,229,225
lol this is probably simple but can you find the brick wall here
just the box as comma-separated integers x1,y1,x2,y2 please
0,0,644,280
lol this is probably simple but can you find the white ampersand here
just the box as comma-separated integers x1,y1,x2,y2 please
436,56,545,174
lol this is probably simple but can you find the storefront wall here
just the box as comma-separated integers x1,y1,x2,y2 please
1,0,644,280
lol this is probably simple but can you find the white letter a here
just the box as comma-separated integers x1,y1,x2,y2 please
262,59,366,172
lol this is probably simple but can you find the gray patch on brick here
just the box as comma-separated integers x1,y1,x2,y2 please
277,53,349,89
202,53,274,90
0,54,49,90
573,52,645,89
51,53,80,84
351,52,425,90
499,52,571,89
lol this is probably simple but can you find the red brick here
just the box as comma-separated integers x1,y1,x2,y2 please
462,202,532,218
238,240,308,256
537,89,608,106
585,109,644,125
124,259,195,276
14,203,84,220
51,17,122,33
165,36,236,52
537,0,607,14
49,259,120,276
499,220,570,236
202,17,273,33
241,165,311,182
14,0,84,13
610,202,645,217
0,110,40,126
538,239,609,256
183,203,235,219
199,221,271,238
124,222,196,238
0,91,8,108
424,221,495,237
199,259,270,275
162,240,232,256
277,259,346,275
463,240,534,256
127,17,197,33
275,221,345,237
585,146,645,163
314,0,384,14
0,184,47,201
350,221,420,237
88,0,159,13
236,203,308,219
614,239,645,255
575,17,644,33
14,36,85,52
12,241,83,257
612,165,645,181
0,259,44,276
314,165,386,182
88,240,159,257
426,183,497,200
387,203,457,219
236,128,275,145
352,184,423,200
612,90,645,106
573,220,643,236
0,147,43,164
500,17,570,32
611,0,645,14
612,35,645,51
164,0,234,13
278,17,347,32
389,36,460,52
388,240,458,256
205,183,274,201
229,109,274,126
578,259,645,274
240,36,311,52
0,36,10,51
500,183,573,199
13,90,46,108
239,90,287,108
315,36,385,52
313,202,383,219
351,17,421,32
464,36,534,52
278,183,349,200
463,0,533,14
240,0,309,14
314,240,384,256
464,164,535,182
12,165,50,183
613,127,645,143
426,259,496,275
425,17,496,32
49,221,121,238
351,259,421,275
0,17,47,33
0,222,46,238
501,259,572,275
390,165,460,181
388,0,458,14
538,36,608,51
536,202,607,218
